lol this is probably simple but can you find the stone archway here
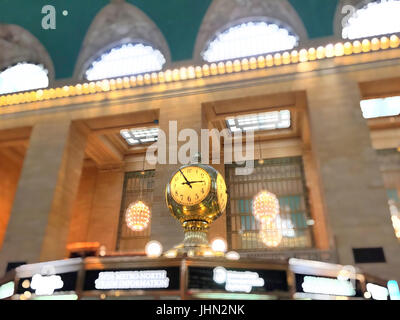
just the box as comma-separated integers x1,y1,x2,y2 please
193,0,308,63
73,0,171,80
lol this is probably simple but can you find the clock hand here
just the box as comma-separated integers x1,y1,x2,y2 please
181,180,205,184
179,169,192,188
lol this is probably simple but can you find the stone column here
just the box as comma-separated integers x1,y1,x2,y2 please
302,149,332,250
306,73,400,280
0,121,88,275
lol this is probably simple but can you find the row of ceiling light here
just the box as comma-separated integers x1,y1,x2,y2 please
0,34,399,108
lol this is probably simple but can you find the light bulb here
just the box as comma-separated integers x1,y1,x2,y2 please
211,238,227,253
145,240,163,258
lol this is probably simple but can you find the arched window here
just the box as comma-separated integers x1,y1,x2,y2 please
342,0,400,39
202,21,298,62
85,43,166,81
0,62,49,95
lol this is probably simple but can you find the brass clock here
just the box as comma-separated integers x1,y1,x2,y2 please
165,163,227,232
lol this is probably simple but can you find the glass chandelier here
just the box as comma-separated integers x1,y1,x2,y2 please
253,190,282,247
125,200,151,232
259,219,282,248
252,190,280,223
125,158,151,232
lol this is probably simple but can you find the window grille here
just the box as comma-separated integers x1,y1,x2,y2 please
85,43,166,81
116,170,155,251
360,96,400,119
342,0,400,40
202,21,298,62
225,156,313,250
226,110,291,133
0,62,49,95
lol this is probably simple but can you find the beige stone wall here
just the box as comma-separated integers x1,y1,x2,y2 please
67,163,98,244
305,73,400,279
0,50,400,279
85,168,124,252
0,153,22,250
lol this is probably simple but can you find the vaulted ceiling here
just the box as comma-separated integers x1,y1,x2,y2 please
0,0,339,79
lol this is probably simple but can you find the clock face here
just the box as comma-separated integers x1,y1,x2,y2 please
170,166,212,206
217,173,227,212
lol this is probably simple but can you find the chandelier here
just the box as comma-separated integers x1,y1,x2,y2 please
259,219,282,247
125,201,151,231
252,190,280,223
253,190,282,247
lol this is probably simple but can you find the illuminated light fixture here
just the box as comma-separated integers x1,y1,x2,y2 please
306,219,315,226
259,220,282,247
164,249,178,258
85,43,166,81
252,191,280,223
0,62,49,95
187,250,195,257
390,34,400,47
99,245,106,257
120,127,159,146
3,36,400,108
202,21,298,62
125,201,151,231
225,251,240,260
145,240,163,258
360,96,400,119
203,250,214,257
226,110,290,134
342,0,400,40
22,279,30,289
211,238,227,253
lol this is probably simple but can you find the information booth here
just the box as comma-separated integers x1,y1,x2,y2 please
0,255,395,301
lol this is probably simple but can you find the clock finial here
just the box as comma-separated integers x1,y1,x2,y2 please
192,152,201,164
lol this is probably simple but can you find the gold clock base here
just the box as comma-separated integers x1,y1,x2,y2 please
163,231,224,258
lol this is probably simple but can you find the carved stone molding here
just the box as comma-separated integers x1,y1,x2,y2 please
74,1,171,80
193,0,308,63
